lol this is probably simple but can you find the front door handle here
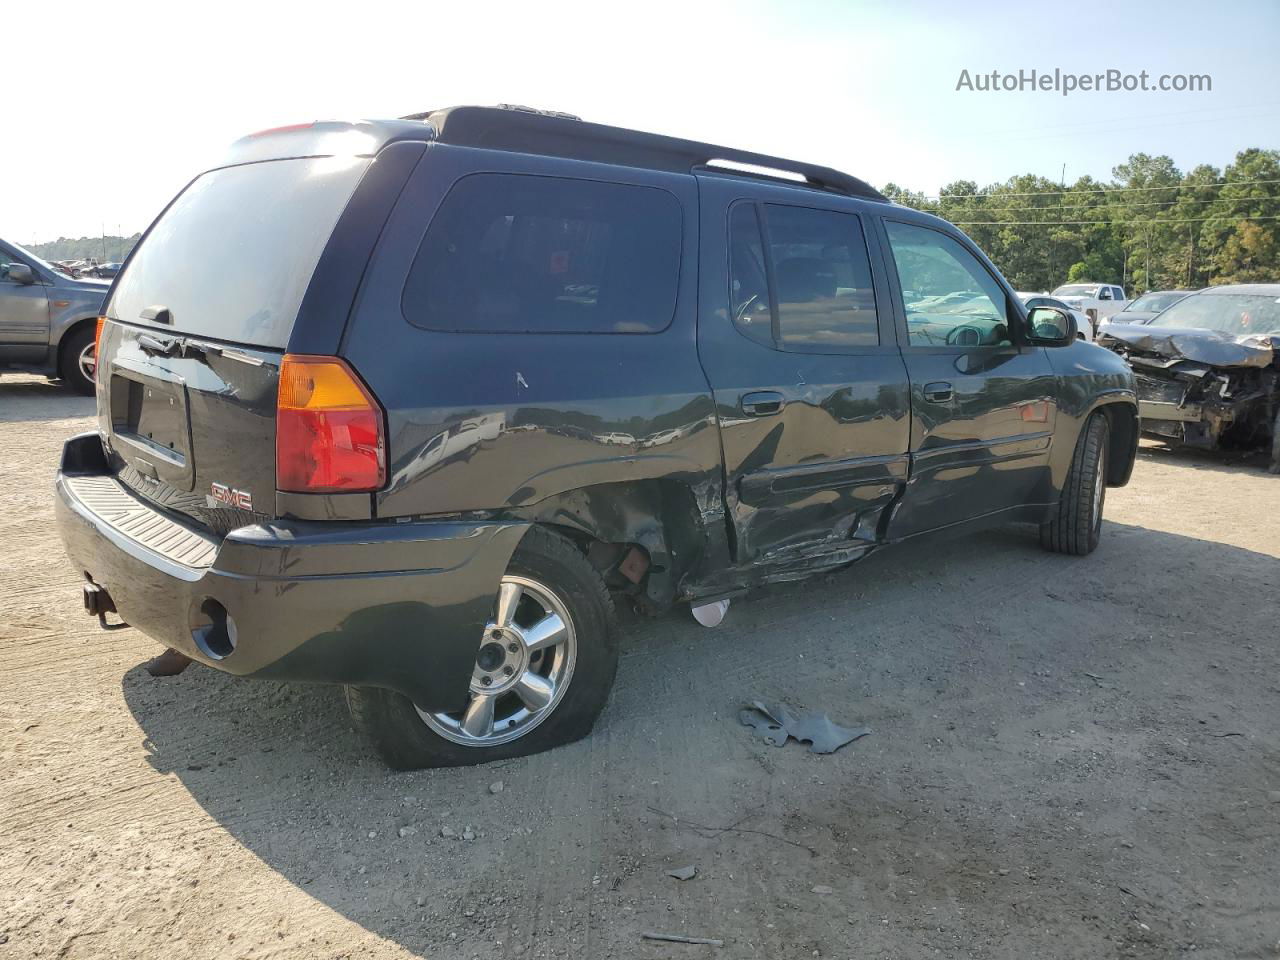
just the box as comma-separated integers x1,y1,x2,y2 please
923,381,953,403
741,391,784,417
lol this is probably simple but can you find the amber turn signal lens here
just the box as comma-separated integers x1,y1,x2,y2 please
93,317,106,382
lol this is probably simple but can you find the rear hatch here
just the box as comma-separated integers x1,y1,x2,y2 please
97,148,375,533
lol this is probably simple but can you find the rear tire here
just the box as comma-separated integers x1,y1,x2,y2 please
1040,412,1109,556
59,324,97,396
346,526,618,769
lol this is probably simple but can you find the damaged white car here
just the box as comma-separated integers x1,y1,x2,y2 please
1098,284,1280,472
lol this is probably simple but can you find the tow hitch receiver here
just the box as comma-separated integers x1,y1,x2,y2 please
82,579,129,631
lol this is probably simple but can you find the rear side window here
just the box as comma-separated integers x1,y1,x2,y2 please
108,156,371,348
729,202,880,350
402,174,682,334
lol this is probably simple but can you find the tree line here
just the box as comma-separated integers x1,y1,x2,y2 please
882,148,1279,294
27,234,142,264
23,147,1278,296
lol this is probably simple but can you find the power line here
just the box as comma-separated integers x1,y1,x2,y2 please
954,101,1280,140
950,213,1280,227
938,195,1277,212
914,176,1280,201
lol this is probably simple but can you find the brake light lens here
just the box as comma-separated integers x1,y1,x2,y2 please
276,355,386,493
94,317,106,381
247,121,316,138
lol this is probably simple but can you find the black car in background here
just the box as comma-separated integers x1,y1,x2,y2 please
87,262,122,279
55,106,1139,768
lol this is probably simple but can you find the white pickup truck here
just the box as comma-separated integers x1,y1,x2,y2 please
1051,283,1129,330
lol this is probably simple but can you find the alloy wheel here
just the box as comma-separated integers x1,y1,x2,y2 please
418,575,577,747
77,342,97,385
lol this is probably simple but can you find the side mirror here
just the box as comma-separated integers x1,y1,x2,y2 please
5,263,34,285
1027,305,1077,346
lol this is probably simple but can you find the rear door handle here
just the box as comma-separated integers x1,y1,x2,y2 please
741,391,784,417
923,381,953,403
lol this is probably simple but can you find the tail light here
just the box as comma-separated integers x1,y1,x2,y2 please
94,317,106,382
276,355,386,493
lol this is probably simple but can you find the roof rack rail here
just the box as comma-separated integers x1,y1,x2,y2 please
400,104,582,123
404,106,886,202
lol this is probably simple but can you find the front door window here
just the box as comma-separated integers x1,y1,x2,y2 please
883,221,1012,348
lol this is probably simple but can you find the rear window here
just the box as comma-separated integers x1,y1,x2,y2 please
108,156,370,348
402,173,682,334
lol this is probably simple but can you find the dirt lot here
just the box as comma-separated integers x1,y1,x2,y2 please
1,373,1277,960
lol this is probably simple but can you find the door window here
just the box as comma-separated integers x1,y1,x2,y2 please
728,202,880,350
884,221,1012,348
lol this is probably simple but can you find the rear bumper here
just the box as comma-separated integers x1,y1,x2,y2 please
55,432,526,710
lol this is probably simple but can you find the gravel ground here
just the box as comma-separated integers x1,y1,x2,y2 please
1,373,1277,960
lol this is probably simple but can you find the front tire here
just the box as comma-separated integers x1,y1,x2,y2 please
1040,412,1109,556
346,526,618,769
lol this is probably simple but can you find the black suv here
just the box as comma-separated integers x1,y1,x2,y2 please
56,106,1139,768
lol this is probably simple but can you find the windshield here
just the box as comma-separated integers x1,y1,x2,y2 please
1148,293,1280,336
1127,291,1188,313
109,155,369,348
1052,284,1099,297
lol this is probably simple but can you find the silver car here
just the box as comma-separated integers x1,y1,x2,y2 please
1,238,108,394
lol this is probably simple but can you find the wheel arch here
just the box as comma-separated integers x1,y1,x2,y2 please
55,314,99,366
508,478,711,613
1095,399,1138,486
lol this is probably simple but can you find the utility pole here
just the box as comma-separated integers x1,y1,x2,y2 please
1145,228,1151,292
1187,227,1194,286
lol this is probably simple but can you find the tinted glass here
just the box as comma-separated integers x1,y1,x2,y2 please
403,174,682,334
108,156,370,348
885,221,1011,347
1128,291,1184,313
764,205,879,348
728,203,773,345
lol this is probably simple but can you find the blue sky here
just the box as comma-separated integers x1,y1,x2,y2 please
9,0,1278,243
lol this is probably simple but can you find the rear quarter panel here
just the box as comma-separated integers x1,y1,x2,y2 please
339,144,722,523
